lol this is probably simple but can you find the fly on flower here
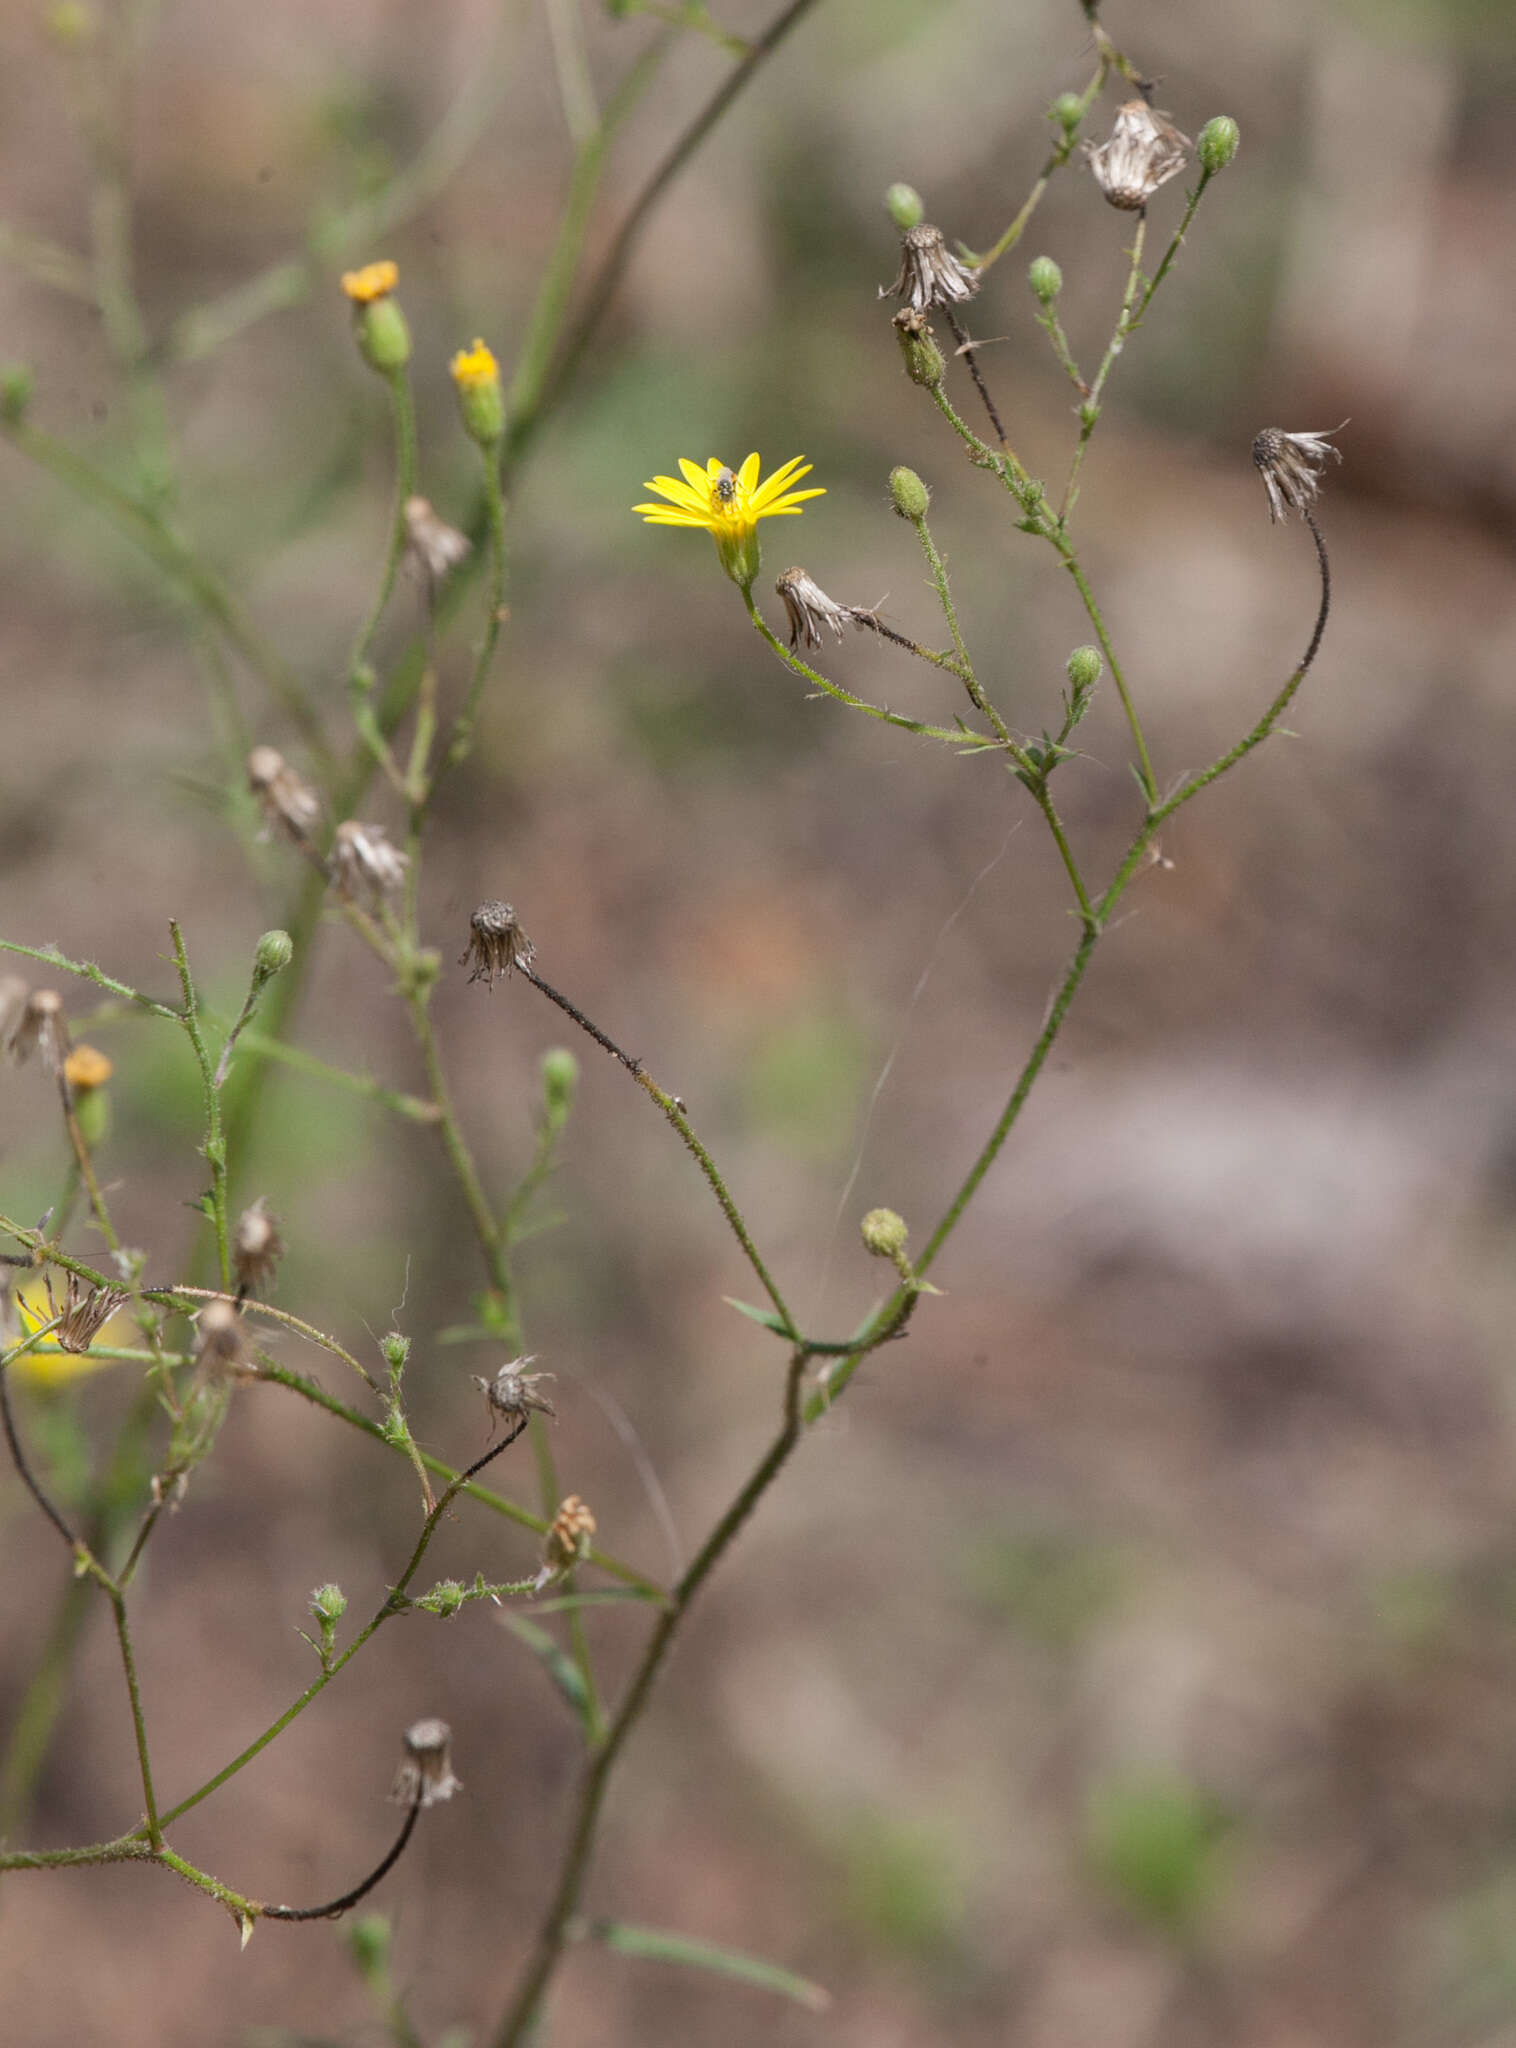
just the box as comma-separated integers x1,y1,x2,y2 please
634,453,824,590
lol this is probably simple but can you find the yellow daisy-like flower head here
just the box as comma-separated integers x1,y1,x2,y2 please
634,453,825,590
449,339,505,445
341,259,399,305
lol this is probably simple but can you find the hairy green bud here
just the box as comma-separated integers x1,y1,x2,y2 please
380,1330,410,1374
885,182,925,232
1066,645,1102,691
310,1583,348,1622
861,1207,909,1260
541,1046,579,1123
888,465,930,522
1196,116,1240,175
1028,255,1063,304
1051,92,1083,134
893,308,945,389
253,929,293,983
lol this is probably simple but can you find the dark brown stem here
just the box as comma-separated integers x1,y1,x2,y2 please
262,1800,421,1922
943,307,1008,449
520,968,644,1076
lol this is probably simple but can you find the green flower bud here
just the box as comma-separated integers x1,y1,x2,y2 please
861,1207,909,1260
1028,255,1063,305
428,1578,466,1618
310,1583,348,1622
893,308,945,389
889,466,930,522
1066,645,1102,691
0,364,34,427
1196,116,1240,175
253,929,294,983
541,1047,579,1124
380,1330,410,1374
885,182,925,232
1051,92,1083,134
347,1914,391,1979
45,2,97,48
75,1087,110,1148
450,339,506,447
353,295,412,376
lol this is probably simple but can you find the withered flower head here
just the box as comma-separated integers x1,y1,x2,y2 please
472,1355,556,1430
1083,100,1191,210
390,1717,462,1809
403,495,472,586
459,901,535,990
194,1298,254,1379
775,567,866,650
233,1199,284,1298
535,1493,596,1590
329,820,409,904
34,1271,127,1354
248,746,322,850
1251,425,1345,524
4,988,70,1075
880,223,979,313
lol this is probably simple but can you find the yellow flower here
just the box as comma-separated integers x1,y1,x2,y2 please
341,260,399,304
449,339,505,444
634,453,825,589
63,1044,112,1091
449,338,499,390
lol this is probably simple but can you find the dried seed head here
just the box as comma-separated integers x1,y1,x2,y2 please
329,820,409,904
535,1494,597,1589
195,1299,254,1379
248,747,322,849
459,901,535,989
1083,100,1191,210
40,1271,127,1354
471,1355,556,1429
1251,424,1346,524
4,988,70,1075
775,567,865,650
880,223,979,313
402,495,472,586
233,1199,284,1298
390,1718,462,1809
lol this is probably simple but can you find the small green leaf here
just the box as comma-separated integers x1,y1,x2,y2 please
589,1920,830,2011
500,1613,593,1726
722,1296,790,1337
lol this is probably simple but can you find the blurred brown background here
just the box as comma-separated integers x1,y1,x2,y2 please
3,0,1516,2042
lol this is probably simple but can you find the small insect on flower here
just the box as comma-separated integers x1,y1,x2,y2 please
1252,424,1347,524
634,453,825,590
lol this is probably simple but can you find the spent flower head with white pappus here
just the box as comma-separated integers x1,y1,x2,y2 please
635,453,824,590
1252,425,1346,524
1084,100,1191,210
329,820,409,905
880,223,979,314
